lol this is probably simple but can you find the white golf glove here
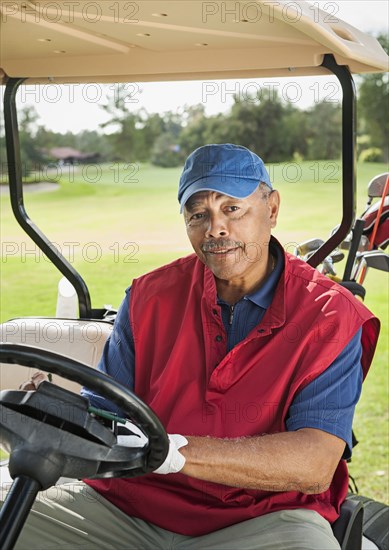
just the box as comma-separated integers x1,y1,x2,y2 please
116,421,148,447
153,434,188,475
117,422,188,474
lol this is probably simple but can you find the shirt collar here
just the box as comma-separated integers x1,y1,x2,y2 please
246,241,284,309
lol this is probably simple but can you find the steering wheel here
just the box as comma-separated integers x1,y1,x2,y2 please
1,343,170,550
0,343,169,485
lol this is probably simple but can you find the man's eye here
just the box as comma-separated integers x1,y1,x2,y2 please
226,206,240,213
190,213,205,221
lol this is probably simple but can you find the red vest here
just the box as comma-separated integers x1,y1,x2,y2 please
87,248,379,536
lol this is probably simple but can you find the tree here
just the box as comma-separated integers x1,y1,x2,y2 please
150,111,186,167
357,34,389,161
100,85,166,162
134,112,165,162
150,134,185,167
181,90,308,163
100,84,143,161
305,102,342,160
179,111,215,156
74,130,113,160
18,106,48,175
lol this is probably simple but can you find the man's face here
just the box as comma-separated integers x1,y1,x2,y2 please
184,186,280,286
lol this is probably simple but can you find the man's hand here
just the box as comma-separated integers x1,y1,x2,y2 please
19,371,49,391
116,422,188,474
153,434,188,475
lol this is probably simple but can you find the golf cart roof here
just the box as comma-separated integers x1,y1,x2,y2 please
0,0,387,85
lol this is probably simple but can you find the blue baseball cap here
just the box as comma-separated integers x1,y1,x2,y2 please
178,143,272,212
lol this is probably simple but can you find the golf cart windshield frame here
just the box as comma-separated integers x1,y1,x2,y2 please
3,53,356,319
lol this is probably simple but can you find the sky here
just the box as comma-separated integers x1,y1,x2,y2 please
12,0,389,134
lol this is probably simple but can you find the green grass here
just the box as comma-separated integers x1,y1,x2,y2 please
1,160,388,502
347,269,388,503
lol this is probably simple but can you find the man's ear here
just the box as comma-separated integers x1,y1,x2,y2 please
268,190,280,228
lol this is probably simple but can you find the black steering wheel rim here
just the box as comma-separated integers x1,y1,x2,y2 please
0,343,169,475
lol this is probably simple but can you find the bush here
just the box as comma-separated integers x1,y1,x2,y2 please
359,148,384,163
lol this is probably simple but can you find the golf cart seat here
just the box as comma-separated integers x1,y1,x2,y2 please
0,317,112,392
333,497,364,550
348,494,389,550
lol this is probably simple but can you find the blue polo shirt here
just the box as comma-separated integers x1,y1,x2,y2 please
83,244,363,459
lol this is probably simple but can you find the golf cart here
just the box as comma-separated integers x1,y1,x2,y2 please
0,1,388,549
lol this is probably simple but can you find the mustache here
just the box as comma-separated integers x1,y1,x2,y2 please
201,239,243,252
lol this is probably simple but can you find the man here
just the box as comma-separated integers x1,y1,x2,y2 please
12,144,379,549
